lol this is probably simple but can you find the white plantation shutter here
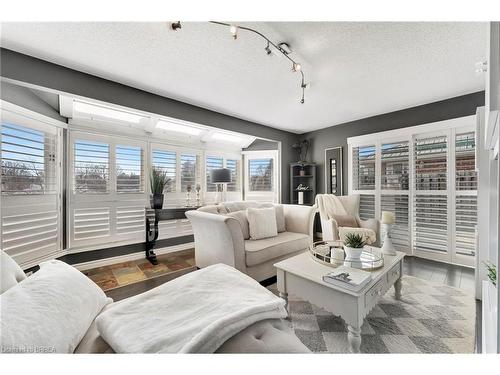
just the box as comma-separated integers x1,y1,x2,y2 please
73,207,110,240
180,154,198,192
415,135,447,191
381,141,409,190
455,132,477,190
152,149,176,193
413,195,448,253
116,206,145,234
206,156,223,192
116,145,143,193
381,194,410,251
352,145,375,190
226,159,240,192
359,194,375,220
455,195,477,256
74,140,109,193
248,158,273,191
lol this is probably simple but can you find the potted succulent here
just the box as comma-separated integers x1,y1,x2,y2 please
343,233,366,262
149,167,171,209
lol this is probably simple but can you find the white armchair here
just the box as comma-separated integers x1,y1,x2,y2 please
315,194,380,245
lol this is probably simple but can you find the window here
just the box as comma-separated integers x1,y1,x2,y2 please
248,158,273,191
359,194,375,220
456,132,477,190
415,135,447,191
352,145,375,190
226,159,240,192
180,154,198,192
1,122,56,194
206,156,223,192
413,195,448,253
116,145,143,193
381,194,409,251
152,150,176,192
381,141,409,190
74,140,109,193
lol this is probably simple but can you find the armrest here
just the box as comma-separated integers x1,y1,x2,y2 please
320,218,339,241
185,211,246,272
282,204,316,241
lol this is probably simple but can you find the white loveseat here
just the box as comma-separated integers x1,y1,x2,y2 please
186,201,316,282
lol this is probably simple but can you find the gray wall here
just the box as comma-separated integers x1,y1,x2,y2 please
243,138,279,151
1,81,67,122
301,91,485,195
0,48,300,203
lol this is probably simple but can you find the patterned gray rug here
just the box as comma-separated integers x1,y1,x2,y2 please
268,276,475,353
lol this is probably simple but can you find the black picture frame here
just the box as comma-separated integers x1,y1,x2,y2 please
324,146,343,195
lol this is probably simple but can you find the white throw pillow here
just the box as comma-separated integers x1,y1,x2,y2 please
0,260,110,353
256,203,286,232
246,207,278,240
226,211,250,240
1,251,27,294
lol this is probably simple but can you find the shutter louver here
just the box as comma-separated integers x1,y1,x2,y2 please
180,154,198,192
381,194,410,251
455,195,477,256
248,158,273,191
352,145,375,190
456,132,477,190
381,141,409,190
359,194,375,220
152,150,176,192
415,135,447,191
73,207,110,240
116,206,145,234
413,195,448,253
74,140,109,193
226,159,240,192
116,145,143,193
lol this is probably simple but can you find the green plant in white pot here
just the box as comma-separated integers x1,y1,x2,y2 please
484,261,497,287
343,233,366,263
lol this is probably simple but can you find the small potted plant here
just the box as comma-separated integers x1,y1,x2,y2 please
484,261,497,287
343,233,366,263
149,167,171,209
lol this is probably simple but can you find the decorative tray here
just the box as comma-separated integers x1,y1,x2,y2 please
309,240,384,270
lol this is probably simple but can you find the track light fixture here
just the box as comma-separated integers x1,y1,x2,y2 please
171,21,182,31
209,21,308,104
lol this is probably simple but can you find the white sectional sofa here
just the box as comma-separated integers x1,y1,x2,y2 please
186,201,316,282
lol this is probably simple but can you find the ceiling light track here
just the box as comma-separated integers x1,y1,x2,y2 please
209,21,307,104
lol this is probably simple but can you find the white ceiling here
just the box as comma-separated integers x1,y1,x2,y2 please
0,22,487,134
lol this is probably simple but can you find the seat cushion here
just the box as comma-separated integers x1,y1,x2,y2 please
245,231,309,267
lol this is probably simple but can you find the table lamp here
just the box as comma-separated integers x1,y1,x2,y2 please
211,168,231,203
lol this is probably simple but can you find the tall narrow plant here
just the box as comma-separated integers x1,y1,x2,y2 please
150,167,171,194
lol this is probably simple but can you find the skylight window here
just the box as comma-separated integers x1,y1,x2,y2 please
74,101,144,124
212,132,242,143
156,120,202,136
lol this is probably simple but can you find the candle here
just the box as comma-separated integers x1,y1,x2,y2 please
381,211,395,224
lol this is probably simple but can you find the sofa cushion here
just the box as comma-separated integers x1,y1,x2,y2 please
333,214,359,228
1,251,27,294
247,207,278,240
197,205,221,214
226,211,250,240
244,231,309,267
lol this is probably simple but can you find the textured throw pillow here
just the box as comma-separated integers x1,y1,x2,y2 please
333,214,359,228
1,251,27,294
226,211,250,240
274,204,286,232
0,260,110,353
246,207,278,240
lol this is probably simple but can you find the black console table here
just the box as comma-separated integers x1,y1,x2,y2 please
145,207,200,265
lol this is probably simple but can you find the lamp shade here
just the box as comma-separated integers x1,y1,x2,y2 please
211,168,231,183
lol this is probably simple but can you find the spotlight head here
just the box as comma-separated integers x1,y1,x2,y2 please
171,21,182,31
292,62,302,72
229,25,238,39
264,43,272,55
300,98,305,104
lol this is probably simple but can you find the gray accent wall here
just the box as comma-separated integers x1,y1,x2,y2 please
301,91,485,195
0,48,299,203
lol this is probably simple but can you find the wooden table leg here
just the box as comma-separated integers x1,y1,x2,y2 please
347,325,362,353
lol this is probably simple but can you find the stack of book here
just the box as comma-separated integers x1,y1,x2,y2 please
322,266,372,291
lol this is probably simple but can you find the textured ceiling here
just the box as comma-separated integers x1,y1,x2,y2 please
0,22,487,133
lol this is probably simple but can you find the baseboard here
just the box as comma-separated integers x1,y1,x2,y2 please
73,242,194,271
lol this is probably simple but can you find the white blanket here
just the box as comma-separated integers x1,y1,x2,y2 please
95,264,287,353
316,194,348,219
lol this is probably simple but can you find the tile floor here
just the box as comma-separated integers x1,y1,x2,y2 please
83,249,195,291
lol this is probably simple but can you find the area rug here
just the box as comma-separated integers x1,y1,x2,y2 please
268,276,475,353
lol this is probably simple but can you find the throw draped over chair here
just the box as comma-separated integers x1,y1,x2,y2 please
315,194,380,246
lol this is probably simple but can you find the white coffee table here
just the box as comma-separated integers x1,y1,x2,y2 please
275,250,405,353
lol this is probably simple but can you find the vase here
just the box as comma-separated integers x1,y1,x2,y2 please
381,223,396,255
186,191,191,207
150,193,164,209
299,169,306,176
343,246,363,262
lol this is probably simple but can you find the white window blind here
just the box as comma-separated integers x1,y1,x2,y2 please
152,150,176,193
116,145,143,193
381,141,409,190
455,132,477,190
455,195,477,256
352,145,375,190
73,207,110,240
381,194,409,251
226,159,240,192
415,135,447,191
413,195,448,253
248,158,273,191
1,123,56,194
206,156,223,192
116,206,145,234
180,154,198,192
359,194,375,220
74,140,109,193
